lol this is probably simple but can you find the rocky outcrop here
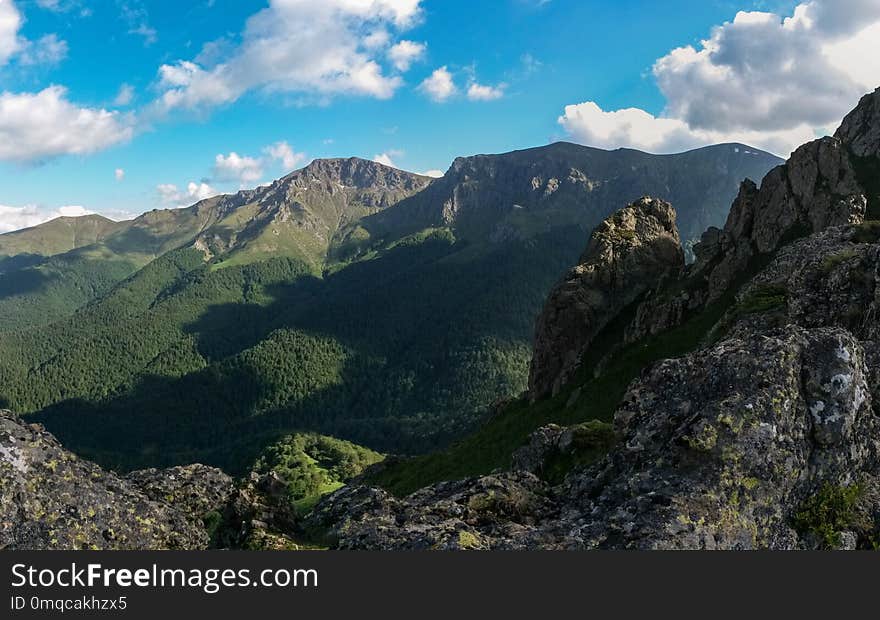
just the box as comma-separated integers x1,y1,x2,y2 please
0,410,231,550
568,326,880,549
307,472,562,550
835,87,880,158
626,93,876,343
529,197,684,399
125,465,236,520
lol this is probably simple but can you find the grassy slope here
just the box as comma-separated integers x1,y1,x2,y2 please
0,215,127,260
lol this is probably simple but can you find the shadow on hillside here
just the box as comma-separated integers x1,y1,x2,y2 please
30,350,471,475
33,227,588,475
0,265,57,300
0,254,43,274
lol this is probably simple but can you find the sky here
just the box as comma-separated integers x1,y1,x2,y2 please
0,0,877,232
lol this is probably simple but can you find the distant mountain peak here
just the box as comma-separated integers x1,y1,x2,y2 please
284,157,431,190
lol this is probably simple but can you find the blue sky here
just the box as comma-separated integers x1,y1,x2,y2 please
0,0,877,230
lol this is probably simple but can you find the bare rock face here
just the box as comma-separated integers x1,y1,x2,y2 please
0,411,230,550
125,465,236,521
528,197,684,399
567,326,880,549
835,87,880,158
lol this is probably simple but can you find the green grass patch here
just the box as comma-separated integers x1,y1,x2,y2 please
820,249,859,273
735,283,788,315
793,483,865,549
852,221,880,244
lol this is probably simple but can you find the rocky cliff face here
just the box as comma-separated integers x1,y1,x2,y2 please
529,197,684,399
836,87,880,158
364,142,781,246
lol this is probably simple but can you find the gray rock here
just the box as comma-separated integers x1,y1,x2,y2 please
0,411,220,550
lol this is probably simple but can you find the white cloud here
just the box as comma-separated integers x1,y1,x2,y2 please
388,40,425,71
18,33,67,66
213,152,264,185
114,83,135,106
559,0,880,157
419,66,457,102
264,141,306,170
35,0,79,12
0,204,95,234
0,86,134,163
157,182,219,208
0,0,23,65
152,0,424,114
467,82,505,101
0,1,68,67
373,150,403,168
421,169,444,178
115,168,125,181
559,101,815,156
119,1,157,46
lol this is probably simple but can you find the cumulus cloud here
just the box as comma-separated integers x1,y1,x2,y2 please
213,152,264,185
419,66,457,102
467,81,505,101
559,0,880,157
559,102,815,156
264,141,306,171
1,0,70,68
373,150,403,168
421,169,444,178
152,0,423,114
0,86,134,163
0,204,94,234
156,182,219,208
388,40,425,71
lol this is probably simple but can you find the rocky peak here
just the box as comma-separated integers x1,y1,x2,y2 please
528,197,684,400
285,157,432,193
835,86,880,158
692,135,868,304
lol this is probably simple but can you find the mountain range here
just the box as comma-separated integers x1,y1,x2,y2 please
0,141,781,474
